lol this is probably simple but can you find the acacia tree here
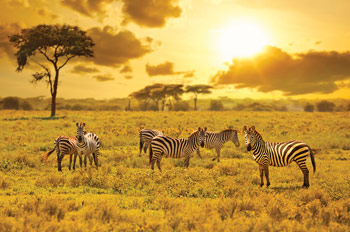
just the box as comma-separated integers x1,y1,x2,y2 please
9,24,94,117
185,84,213,110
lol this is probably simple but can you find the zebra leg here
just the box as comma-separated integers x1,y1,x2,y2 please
73,153,77,171
84,154,87,168
79,155,83,168
69,154,72,170
296,162,310,188
139,140,144,156
263,166,270,187
156,159,162,172
151,159,156,170
216,147,221,162
184,155,191,168
93,152,99,169
259,164,264,187
88,155,93,166
196,148,202,159
144,143,149,154
57,152,63,172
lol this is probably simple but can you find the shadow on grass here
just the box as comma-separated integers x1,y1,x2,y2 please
270,185,303,191
3,116,65,121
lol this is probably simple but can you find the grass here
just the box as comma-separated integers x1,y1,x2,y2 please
0,110,349,231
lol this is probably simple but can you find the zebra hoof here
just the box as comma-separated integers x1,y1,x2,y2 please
302,184,310,188
212,158,216,161
260,183,264,187
266,183,270,187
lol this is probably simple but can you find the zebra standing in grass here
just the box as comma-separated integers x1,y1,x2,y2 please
139,128,163,156
197,128,240,162
75,122,100,170
243,126,316,188
43,136,81,171
149,127,206,171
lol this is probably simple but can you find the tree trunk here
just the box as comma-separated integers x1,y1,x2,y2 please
50,69,59,117
194,97,198,111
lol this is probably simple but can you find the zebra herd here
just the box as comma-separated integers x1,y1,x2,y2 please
44,123,316,188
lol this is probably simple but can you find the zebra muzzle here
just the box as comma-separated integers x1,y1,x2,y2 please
200,142,204,148
247,144,252,151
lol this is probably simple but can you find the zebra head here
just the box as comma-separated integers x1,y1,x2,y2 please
76,122,86,143
230,129,240,147
243,125,257,151
199,127,207,148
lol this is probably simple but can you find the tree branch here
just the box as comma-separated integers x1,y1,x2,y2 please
58,55,76,70
38,48,55,65
29,57,53,95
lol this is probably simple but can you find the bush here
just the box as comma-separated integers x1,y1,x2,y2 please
21,100,33,110
208,100,224,111
173,101,190,111
317,100,335,112
3,97,19,110
304,103,315,112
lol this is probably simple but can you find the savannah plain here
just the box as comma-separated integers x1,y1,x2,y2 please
0,110,349,231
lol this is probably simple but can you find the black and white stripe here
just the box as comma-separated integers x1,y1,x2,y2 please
197,128,240,162
243,125,316,188
75,122,100,169
139,128,163,156
149,127,206,171
43,136,79,171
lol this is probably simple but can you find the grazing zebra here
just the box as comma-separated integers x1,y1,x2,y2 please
75,122,100,170
149,127,206,171
243,126,316,188
196,128,240,162
139,128,163,156
43,136,80,171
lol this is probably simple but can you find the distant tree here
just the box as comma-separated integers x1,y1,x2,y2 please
317,100,335,112
3,97,20,110
304,103,315,112
173,100,190,111
9,24,94,117
163,84,184,110
185,84,213,110
21,100,33,110
208,100,224,111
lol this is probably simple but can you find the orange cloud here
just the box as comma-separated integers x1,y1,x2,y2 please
120,64,132,73
71,64,99,74
61,0,113,17
121,0,182,27
87,26,152,67
0,23,22,58
211,46,350,95
92,74,114,81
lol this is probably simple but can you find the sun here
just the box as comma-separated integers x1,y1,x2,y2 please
215,20,270,60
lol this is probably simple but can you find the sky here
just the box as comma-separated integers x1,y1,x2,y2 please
0,0,349,100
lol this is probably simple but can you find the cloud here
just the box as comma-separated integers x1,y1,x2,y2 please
61,0,113,17
121,0,182,27
211,46,350,95
315,41,321,45
87,26,152,67
92,74,114,82
7,0,29,8
120,64,132,73
146,61,194,77
37,7,59,19
123,75,133,79
71,64,99,74
183,71,195,78
0,23,22,58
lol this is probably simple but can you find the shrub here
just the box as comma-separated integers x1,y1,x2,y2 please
173,101,190,111
21,100,33,110
3,97,19,110
304,103,315,112
208,100,224,111
317,100,335,112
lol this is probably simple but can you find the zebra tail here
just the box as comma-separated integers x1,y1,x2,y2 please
149,144,153,165
308,145,316,173
43,146,56,161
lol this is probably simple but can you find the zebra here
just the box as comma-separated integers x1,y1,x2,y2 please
75,122,100,170
243,125,316,188
43,136,81,171
149,127,206,171
139,128,163,156
196,128,240,162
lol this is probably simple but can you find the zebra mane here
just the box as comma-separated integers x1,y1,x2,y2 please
189,130,199,137
220,128,236,133
252,130,263,140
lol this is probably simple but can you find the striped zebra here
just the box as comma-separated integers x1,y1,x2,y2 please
43,136,80,171
139,128,163,156
196,128,240,162
149,127,206,171
243,126,316,188
75,122,100,170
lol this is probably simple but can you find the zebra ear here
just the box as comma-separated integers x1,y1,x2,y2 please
83,123,86,127
243,125,247,132
251,126,255,131
198,127,201,131
204,127,207,132
76,122,79,127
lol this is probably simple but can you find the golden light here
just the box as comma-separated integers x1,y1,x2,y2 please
215,20,270,60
